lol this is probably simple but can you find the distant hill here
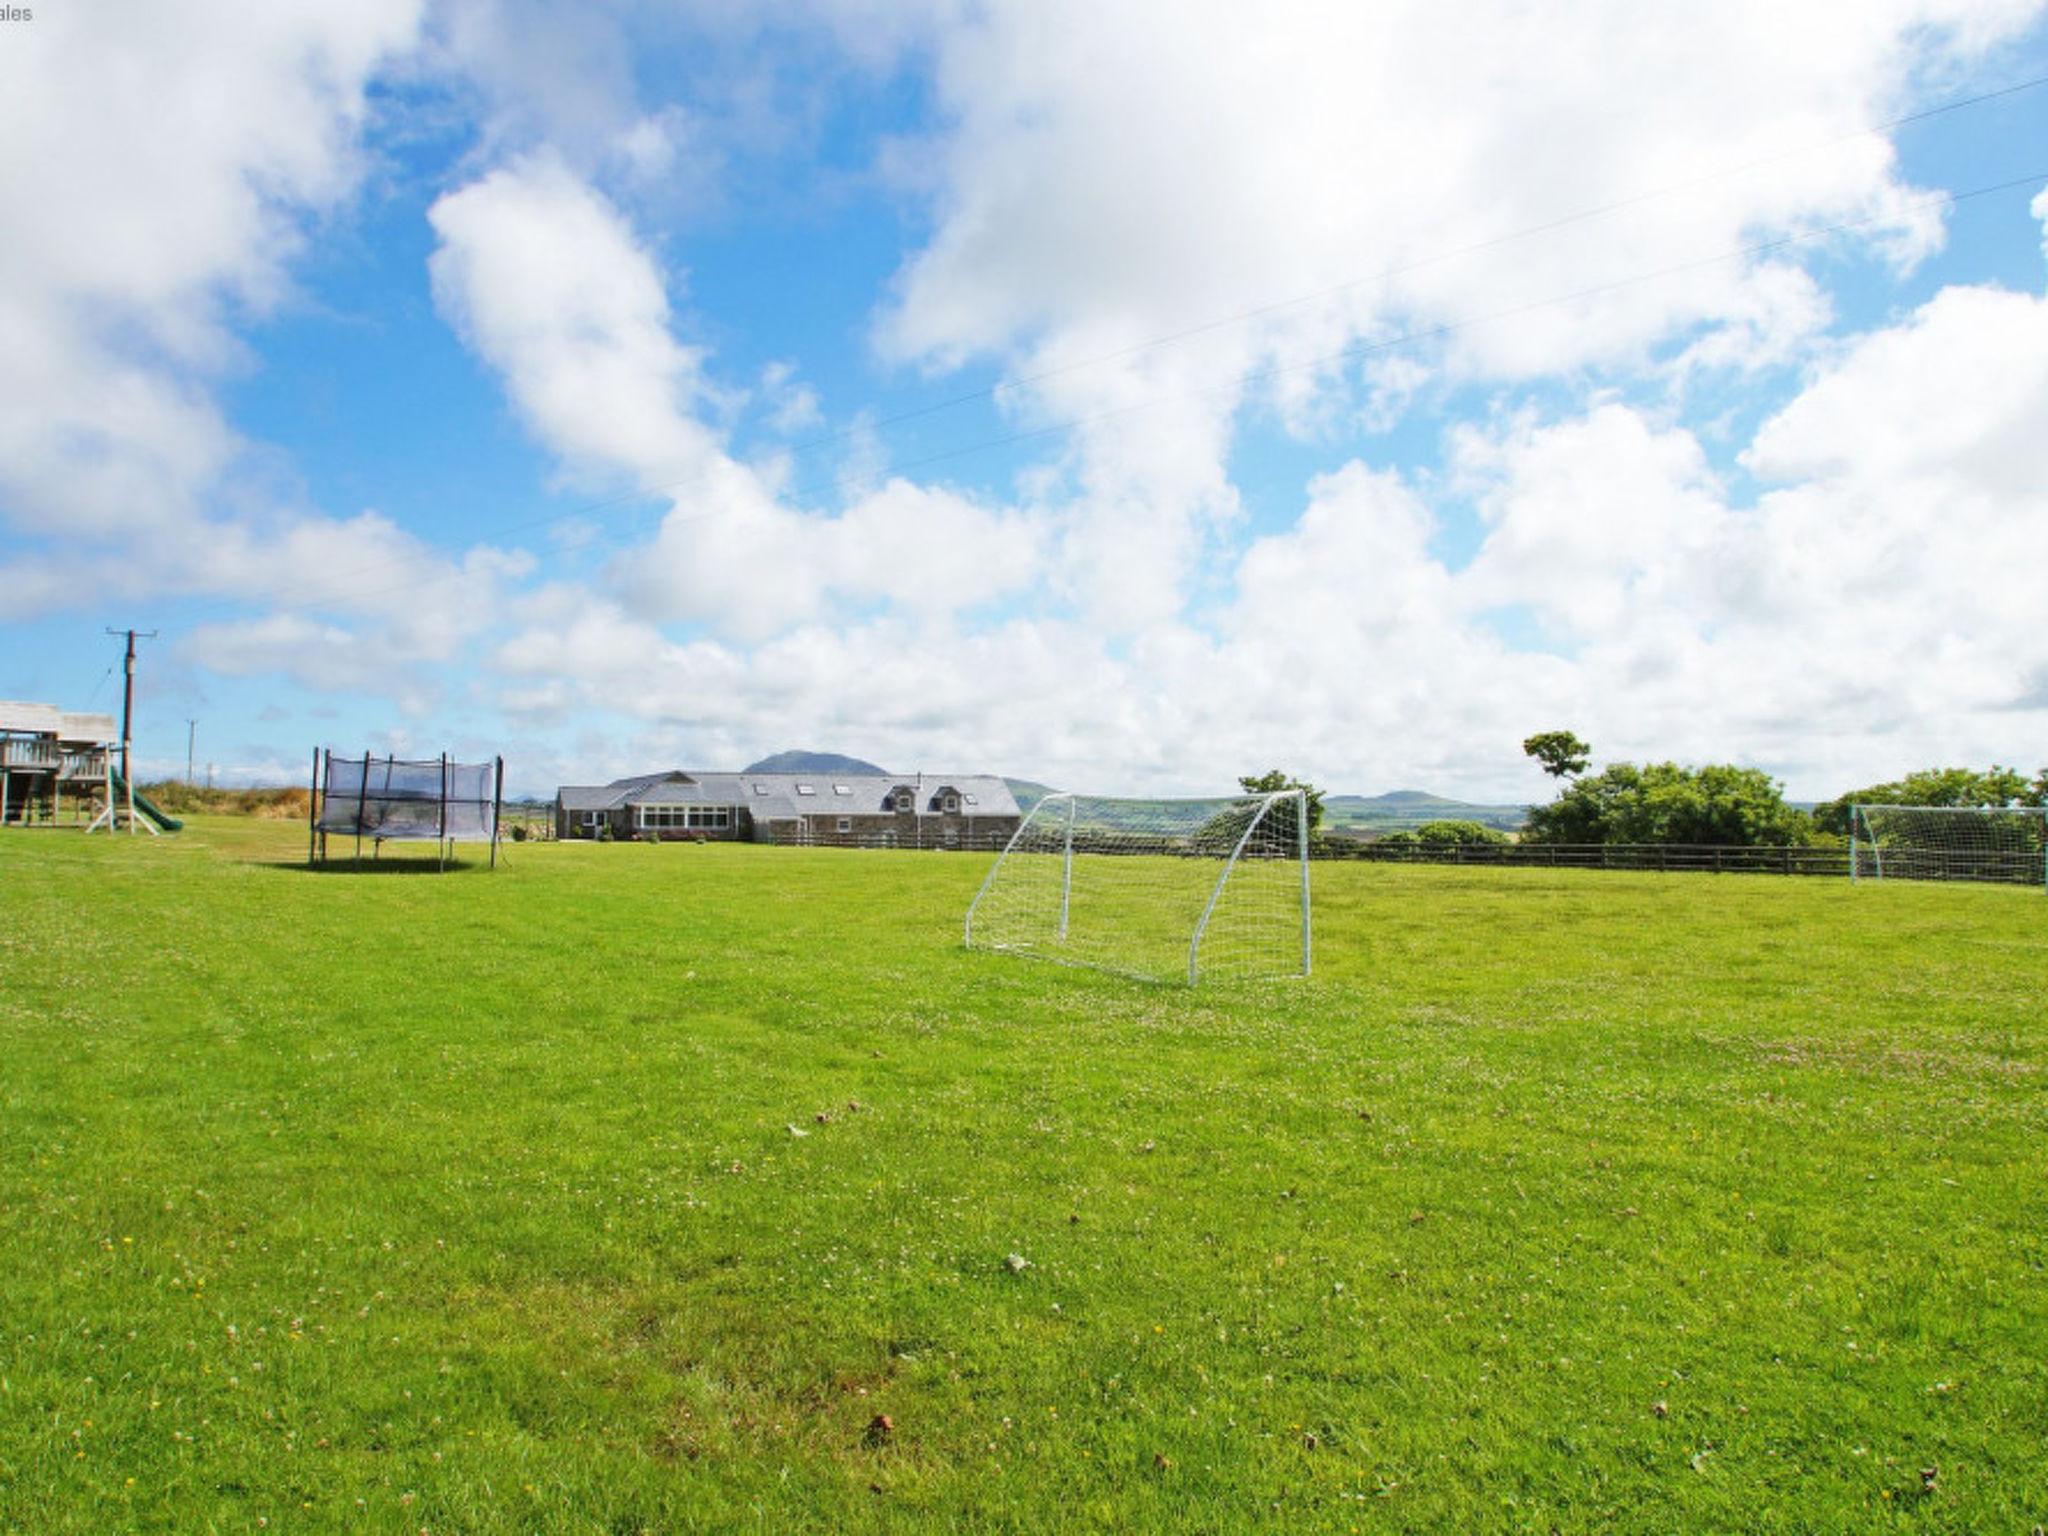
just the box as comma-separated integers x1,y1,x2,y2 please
1323,789,1528,834
1002,779,1526,833
1005,778,1060,812
743,750,890,776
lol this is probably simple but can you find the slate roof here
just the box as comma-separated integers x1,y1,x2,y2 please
555,770,1020,820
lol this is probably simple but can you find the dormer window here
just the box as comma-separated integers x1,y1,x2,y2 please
943,795,960,813
888,785,916,812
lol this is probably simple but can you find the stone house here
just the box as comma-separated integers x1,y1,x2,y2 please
553,770,1022,850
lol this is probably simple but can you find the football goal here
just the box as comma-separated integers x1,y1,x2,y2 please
964,790,1311,983
1849,804,2048,889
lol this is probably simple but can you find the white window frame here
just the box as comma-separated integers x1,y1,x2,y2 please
836,816,852,833
637,804,734,831
944,795,960,813
580,810,605,828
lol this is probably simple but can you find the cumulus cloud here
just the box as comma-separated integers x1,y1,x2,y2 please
0,0,529,681
0,1,424,536
853,0,2038,625
484,217,2048,798
9,1,2046,801
428,152,1046,640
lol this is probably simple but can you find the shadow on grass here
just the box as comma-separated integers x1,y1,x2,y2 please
265,856,493,876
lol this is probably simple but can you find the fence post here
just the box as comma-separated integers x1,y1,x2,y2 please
1057,794,1076,941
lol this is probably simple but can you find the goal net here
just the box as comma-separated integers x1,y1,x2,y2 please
1849,804,2048,888
965,790,1311,983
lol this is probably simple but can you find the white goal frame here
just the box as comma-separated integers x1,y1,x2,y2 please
964,789,1312,983
1848,803,2048,891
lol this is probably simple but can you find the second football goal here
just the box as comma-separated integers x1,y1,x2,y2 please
965,789,1311,984
1849,803,2048,888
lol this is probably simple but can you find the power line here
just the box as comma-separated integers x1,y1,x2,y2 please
209,166,2046,629
176,70,2048,623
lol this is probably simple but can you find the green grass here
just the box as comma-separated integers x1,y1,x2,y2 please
2,817,2044,1533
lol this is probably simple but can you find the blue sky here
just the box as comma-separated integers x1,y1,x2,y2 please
3,2,2047,800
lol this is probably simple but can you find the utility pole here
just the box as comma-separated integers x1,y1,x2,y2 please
186,719,197,784
104,628,157,788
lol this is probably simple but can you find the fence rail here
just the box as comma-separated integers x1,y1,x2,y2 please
1319,840,1852,876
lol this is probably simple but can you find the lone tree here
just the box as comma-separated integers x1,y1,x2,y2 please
1522,730,1591,779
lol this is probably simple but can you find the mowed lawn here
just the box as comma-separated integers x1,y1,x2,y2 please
2,818,2044,1534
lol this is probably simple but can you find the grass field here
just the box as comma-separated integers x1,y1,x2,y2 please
3,817,2045,1533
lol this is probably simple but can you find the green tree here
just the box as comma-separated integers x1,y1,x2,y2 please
1238,770,1325,833
1524,761,1811,847
1235,770,1325,850
1811,766,2044,836
1522,730,1591,779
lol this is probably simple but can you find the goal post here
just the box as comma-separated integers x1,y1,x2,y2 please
965,789,1312,983
1848,803,2048,890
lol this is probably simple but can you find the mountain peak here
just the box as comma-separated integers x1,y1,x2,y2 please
742,749,890,776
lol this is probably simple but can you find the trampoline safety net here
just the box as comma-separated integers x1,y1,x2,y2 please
316,751,500,842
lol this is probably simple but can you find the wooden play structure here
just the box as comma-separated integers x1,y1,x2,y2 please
0,702,121,829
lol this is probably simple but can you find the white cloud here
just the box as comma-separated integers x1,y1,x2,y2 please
489,225,2048,798
856,0,2039,624
0,0,531,682
0,0,425,538
429,153,1046,640
430,151,721,490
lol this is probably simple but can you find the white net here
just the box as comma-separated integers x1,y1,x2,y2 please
965,791,1311,983
1850,804,2048,887
317,751,500,843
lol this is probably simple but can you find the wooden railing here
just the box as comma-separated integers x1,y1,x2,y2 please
1317,840,1851,876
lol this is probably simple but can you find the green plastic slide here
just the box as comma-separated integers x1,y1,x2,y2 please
110,771,183,832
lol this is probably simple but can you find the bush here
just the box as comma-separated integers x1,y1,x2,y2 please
1412,819,1511,847
139,782,311,819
